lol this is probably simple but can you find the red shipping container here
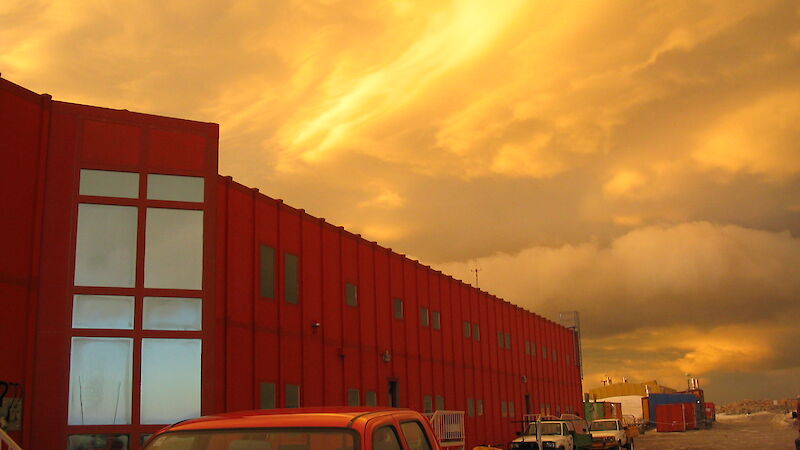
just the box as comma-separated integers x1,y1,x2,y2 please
656,404,687,432
683,402,697,430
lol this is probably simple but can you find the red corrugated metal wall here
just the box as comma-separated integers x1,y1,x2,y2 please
215,177,585,448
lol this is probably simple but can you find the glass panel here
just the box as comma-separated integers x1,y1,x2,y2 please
365,391,377,406
286,384,300,408
143,297,202,330
75,204,137,287
400,421,433,450
147,174,204,202
68,337,132,425
346,283,358,306
467,398,475,417
260,382,276,409
463,321,471,338
477,399,484,416
497,331,504,348
553,349,558,361
140,338,201,424
260,245,275,298
543,346,547,359
432,311,440,330
148,430,355,450
531,342,536,355
72,295,134,329
435,395,444,411
393,299,403,319
348,389,360,406
473,323,480,341
144,208,203,290
525,341,530,355
80,169,139,198
423,396,432,413
505,332,511,349
510,401,515,418
373,426,402,450
68,434,129,450
419,307,429,327
501,401,507,417
285,253,299,304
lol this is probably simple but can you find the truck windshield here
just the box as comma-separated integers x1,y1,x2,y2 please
590,421,618,431
144,428,358,450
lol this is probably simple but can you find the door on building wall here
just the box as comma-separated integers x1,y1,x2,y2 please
388,380,399,407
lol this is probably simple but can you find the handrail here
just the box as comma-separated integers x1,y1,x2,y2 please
424,410,465,447
0,428,23,450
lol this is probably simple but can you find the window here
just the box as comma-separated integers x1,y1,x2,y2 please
423,396,433,413
72,295,134,330
365,391,377,406
420,307,429,327
566,354,571,365
501,401,507,417
140,339,201,424
400,421,433,450
525,341,530,355
393,298,404,319
543,346,547,359
373,426,402,450
509,401,515,418
346,283,358,306
504,332,511,349
497,331,504,348
463,321,471,338
80,169,139,198
432,311,441,330
348,389,360,406
259,244,275,298
143,297,201,331
285,253,299,304
144,208,203,290
260,382,276,409
435,395,444,411
473,323,480,341
68,337,133,425
286,384,300,408
530,342,536,356
147,174,204,202
477,399,484,416
552,349,557,361
467,398,475,417
74,204,138,288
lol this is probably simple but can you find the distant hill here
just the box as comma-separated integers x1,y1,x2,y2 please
718,398,798,415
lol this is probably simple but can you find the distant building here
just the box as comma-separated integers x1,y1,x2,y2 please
588,380,676,419
1,77,584,450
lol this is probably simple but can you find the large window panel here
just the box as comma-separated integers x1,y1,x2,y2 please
143,297,202,331
284,253,299,304
259,245,275,298
147,174,204,203
68,337,133,425
72,295,134,329
74,204,138,287
79,169,139,199
140,338,201,424
144,208,204,290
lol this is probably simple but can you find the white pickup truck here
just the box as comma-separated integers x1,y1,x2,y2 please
510,419,593,450
588,418,638,450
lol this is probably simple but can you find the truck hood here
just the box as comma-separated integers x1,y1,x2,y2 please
590,431,619,439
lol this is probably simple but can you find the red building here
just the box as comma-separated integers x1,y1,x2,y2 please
0,77,584,450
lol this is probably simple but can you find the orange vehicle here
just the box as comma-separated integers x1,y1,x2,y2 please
144,407,441,450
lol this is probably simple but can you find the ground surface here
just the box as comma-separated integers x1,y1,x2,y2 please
634,412,798,450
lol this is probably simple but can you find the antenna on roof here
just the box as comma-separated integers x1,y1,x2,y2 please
471,259,482,288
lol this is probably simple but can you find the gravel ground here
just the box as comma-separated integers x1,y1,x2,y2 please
634,411,798,450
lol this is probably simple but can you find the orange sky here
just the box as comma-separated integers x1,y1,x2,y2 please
3,0,799,403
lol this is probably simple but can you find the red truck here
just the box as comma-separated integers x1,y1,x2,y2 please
144,407,441,450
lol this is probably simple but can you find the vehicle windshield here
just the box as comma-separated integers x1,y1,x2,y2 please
144,428,358,450
590,421,618,431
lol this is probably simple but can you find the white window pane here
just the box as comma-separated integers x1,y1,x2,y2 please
147,174,204,202
80,169,139,198
69,337,132,425
145,208,203,290
143,297,202,331
75,204,138,287
141,339,201,424
72,295,134,329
